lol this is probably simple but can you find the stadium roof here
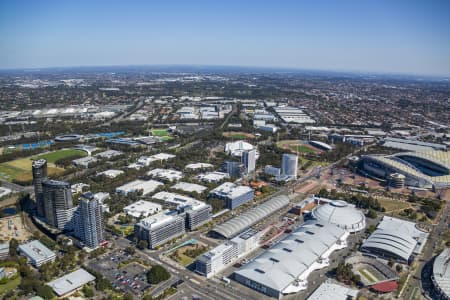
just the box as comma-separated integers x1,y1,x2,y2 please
432,248,450,298
311,200,366,233
234,220,347,293
211,195,289,239
47,268,95,296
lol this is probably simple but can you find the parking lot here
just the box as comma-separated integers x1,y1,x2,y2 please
88,249,151,298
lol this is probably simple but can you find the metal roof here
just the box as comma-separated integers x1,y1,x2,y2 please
47,268,95,296
433,248,450,298
211,195,289,239
361,216,428,261
234,220,347,293
311,200,366,233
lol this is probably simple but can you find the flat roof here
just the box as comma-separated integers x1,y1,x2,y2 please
124,200,162,218
152,191,208,211
116,179,163,195
171,182,207,193
47,268,95,296
209,182,253,199
18,240,55,262
147,168,183,181
137,210,183,229
307,281,358,300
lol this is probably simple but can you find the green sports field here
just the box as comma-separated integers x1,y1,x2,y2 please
151,129,169,136
0,149,86,182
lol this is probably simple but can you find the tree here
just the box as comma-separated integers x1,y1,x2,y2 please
9,238,19,256
147,265,170,284
36,285,55,299
388,257,395,267
125,246,136,255
124,293,134,300
82,286,94,298
137,240,148,250
367,209,377,219
396,264,403,273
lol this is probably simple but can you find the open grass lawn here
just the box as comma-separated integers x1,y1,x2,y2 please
152,129,169,137
33,149,87,163
0,276,21,297
223,132,255,139
377,197,410,212
289,144,316,153
0,149,82,182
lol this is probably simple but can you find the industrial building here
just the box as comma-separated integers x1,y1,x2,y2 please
116,179,163,195
361,216,429,263
147,168,183,182
195,229,261,278
311,199,366,233
209,182,254,209
94,149,123,159
359,150,450,189
211,195,290,239
47,268,96,297
307,281,358,300
273,106,315,124
152,192,212,230
234,220,349,299
431,248,450,300
124,200,162,218
196,171,229,183
18,240,56,267
135,211,185,249
72,156,98,168
185,162,214,171
171,182,207,194
96,169,124,178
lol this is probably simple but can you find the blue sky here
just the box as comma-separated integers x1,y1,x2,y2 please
0,0,449,76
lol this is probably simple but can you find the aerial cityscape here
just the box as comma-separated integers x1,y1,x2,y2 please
0,1,449,300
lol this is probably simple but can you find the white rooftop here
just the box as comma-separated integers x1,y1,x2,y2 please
47,268,95,296
171,182,207,193
307,281,358,300
185,162,214,170
138,210,181,229
124,200,162,218
152,191,207,211
147,168,183,181
210,182,253,199
97,169,124,178
197,171,229,183
116,179,163,195
18,240,55,263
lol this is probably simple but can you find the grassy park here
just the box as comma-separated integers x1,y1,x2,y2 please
0,149,86,182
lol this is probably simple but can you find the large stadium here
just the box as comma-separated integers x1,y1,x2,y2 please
359,150,450,189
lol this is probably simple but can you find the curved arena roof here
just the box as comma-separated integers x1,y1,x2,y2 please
211,195,289,239
432,248,450,299
361,229,417,262
311,200,366,233
361,153,450,189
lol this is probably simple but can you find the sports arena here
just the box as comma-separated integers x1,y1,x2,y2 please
359,150,450,189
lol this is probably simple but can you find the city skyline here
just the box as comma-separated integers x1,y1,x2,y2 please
1,0,449,76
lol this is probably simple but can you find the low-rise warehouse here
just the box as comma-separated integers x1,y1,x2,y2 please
47,268,95,297
234,220,348,299
116,179,163,196
211,195,289,239
123,200,162,218
18,240,56,267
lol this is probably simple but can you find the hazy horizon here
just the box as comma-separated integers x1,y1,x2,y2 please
1,0,449,76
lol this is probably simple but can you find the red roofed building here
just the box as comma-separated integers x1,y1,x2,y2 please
370,280,398,293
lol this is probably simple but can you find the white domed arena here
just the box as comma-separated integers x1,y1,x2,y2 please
311,200,366,233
